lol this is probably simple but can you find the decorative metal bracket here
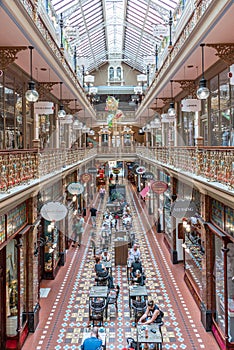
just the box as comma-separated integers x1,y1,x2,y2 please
173,79,197,98
206,43,234,66
0,46,27,71
158,97,171,105
37,82,59,99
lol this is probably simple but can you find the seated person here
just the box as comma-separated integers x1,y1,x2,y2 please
132,270,145,286
101,248,111,262
81,326,102,350
131,257,143,275
95,256,108,276
138,300,163,325
95,256,114,289
128,244,141,264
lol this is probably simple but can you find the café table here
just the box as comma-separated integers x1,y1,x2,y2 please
136,324,163,350
82,327,106,349
89,286,109,318
129,285,148,317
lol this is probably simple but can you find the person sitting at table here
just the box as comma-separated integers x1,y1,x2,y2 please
81,326,102,350
138,300,163,325
131,257,143,275
132,270,145,286
95,256,114,289
101,248,111,262
128,244,141,264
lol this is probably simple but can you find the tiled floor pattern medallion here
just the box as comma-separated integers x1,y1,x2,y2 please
23,183,220,350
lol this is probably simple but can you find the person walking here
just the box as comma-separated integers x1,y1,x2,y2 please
72,214,84,247
90,205,97,227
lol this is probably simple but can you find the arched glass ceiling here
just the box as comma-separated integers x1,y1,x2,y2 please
51,0,179,73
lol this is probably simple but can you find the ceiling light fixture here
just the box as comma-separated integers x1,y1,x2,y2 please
58,82,66,118
168,80,176,117
25,46,39,103
197,43,210,100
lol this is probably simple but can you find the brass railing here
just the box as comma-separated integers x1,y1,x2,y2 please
136,146,234,189
97,146,136,155
0,148,97,193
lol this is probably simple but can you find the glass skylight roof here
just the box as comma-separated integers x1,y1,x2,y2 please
51,0,179,73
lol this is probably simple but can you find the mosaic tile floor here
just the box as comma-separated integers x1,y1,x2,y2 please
23,183,220,350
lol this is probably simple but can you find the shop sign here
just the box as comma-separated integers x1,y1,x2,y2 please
171,199,197,219
142,172,154,180
181,99,201,112
67,182,84,195
161,114,176,123
80,173,92,183
135,166,146,175
153,25,169,37
40,202,68,221
88,167,97,174
151,181,168,194
34,101,54,114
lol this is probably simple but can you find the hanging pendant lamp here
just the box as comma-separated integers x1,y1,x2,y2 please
197,44,210,100
168,80,176,117
58,82,66,118
25,46,39,102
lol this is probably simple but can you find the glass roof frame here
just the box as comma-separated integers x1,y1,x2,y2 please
51,0,179,73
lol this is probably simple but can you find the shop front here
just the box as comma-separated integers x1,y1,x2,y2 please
209,199,234,349
0,201,34,350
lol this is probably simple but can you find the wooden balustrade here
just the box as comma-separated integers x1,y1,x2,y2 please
0,148,97,193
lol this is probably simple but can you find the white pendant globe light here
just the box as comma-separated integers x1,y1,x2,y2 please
58,82,66,118
25,46,39,103
167,80,176,117
197,43,210,100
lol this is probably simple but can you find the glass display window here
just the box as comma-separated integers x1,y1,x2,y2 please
6,239,18,336
213,235,225,336
0,215,6,244
227,242,234,342
225,207,234,238
211,199,225,230
7,203,27,237
43,221,60,275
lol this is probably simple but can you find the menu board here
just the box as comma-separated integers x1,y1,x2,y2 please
0,215,5,244
225,207,234,238
7,203,27,237
211,199,224,230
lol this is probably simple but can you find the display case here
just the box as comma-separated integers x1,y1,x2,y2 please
43,223,60,279
184,224,205,293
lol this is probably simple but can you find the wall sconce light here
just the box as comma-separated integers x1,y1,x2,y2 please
168,80,176,117
25,46,39,103
58,82,66,118
197,43,210,100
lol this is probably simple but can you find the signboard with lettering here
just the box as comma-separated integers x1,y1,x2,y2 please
142,172,154,180
171,199,197,219
151,181,168,194
67,182,84,195
135,166,146,175
181,99,201,112
88,167,97,174
34,101,54,114
80,173,92,183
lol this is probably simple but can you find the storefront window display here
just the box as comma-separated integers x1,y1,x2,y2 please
43,221,59,274
227,242,234,342
213,237,234,342
6,239,18,337
184,218,204,292
214,235,225,336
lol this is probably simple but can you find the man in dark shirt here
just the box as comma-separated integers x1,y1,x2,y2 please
131,257,143,275
90,205,97,227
